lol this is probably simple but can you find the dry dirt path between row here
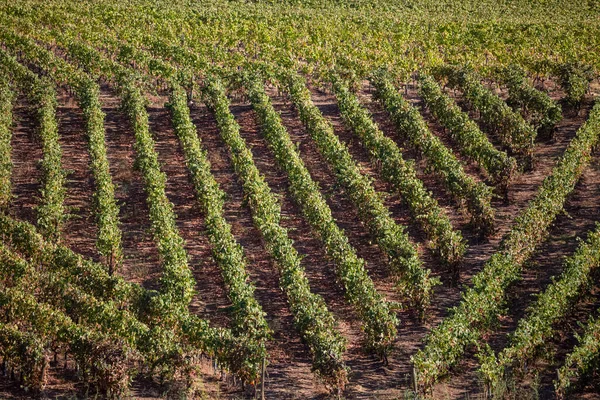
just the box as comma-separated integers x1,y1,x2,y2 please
99,87,161,290
9,96,41,224
56,91,99,261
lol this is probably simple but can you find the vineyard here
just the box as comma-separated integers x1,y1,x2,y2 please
1,0,600,399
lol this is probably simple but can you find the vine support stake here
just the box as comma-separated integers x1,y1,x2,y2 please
261,356,266,400
412,365,418,396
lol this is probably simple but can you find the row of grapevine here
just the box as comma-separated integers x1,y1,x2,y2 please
0,130,205,391
21,35,273,386
0,214,142,307
245,76,398,357
57,33,274,383
282,71,436,316
436,65,537,168
0,260,137,395
412,98,600,392
330,77,466,267
0,79,13,211
555,312,600,397
418,73,517,194
0,242,155,361
0,49,67,242
555,62,595,107
0,323,45,390
2,29,189,318
35,31,348,388
371,71,495,235
2,30,127,273
77,80,123,273
0,212,243,385
119,77,196,318
31,80,66,242
478,220,600,392
203,77,348,392
0,29,126,270
498,65,563,137
166,82,270,383
58,31,274,384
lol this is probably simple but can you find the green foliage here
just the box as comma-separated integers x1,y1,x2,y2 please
371,70,495,234
5,0,600,80
167,82,270,383
0,285,139,398
120,77,196,319
282,72,436,317
203,76,348,392
418,73,517,193
555,313,600,398
245,75,398,357
479,222,600,392
332,74,465,267
77,79,123,273
498,64,563,137
30,79,67,243
437,65,537,168
555,62,595,107
0,81,14,211
412,98,600,393
0,323,46,392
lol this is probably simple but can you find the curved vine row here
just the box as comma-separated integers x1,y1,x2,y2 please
0,212,244,384
0,242,152,356
412,98,600,392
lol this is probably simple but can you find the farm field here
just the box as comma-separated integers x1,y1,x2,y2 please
1,1,600,399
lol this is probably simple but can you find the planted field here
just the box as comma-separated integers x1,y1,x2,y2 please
1,1,600,399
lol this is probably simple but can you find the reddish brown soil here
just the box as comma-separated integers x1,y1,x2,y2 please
3,80,600,400
56,91,99,261
100,87,162,291
9,96,41,224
